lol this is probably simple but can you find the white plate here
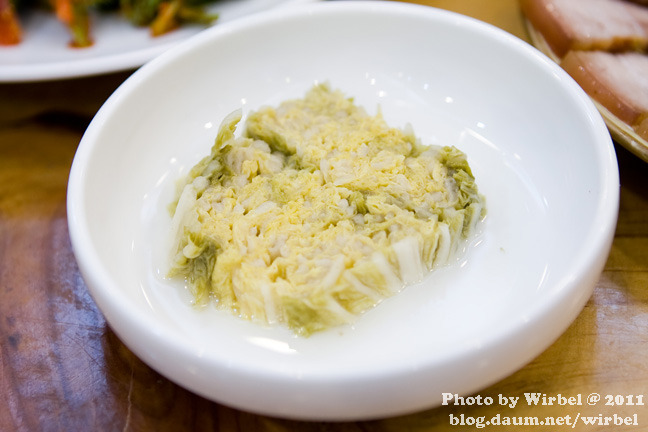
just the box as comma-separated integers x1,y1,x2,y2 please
0,0,316,82
67,1,619,421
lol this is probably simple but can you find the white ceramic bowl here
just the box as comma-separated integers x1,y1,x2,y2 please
67,1,619,421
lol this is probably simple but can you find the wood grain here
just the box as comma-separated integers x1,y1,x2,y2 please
1,2,648,431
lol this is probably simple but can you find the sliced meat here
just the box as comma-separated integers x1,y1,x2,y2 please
561,50,648,140
521,0,648,58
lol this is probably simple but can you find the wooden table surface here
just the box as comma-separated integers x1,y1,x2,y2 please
1,1,647,431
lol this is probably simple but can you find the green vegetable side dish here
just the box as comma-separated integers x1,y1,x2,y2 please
0,0,218,47
169,84,486,336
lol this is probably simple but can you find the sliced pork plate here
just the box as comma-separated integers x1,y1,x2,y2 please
562,51,648,141
521,0,648,161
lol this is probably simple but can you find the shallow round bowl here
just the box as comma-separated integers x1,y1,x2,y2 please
67,1,619,421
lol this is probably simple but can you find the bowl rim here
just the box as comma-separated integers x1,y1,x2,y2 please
67,0,620,420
